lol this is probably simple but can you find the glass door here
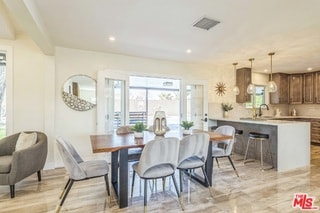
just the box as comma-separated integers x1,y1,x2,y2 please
105,79,126,130
182,81,208,131
97,70,128,134
129,76,180,130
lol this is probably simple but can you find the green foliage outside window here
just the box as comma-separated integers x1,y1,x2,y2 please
245,85,265,108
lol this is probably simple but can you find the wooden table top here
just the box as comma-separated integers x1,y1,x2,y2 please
90,129,233,153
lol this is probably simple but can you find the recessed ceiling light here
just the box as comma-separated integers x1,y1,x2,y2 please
307,67,313,71
264,69,268,72
109,36,115,42
186,49,192,54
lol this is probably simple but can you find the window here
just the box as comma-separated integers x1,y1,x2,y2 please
245,85,265,108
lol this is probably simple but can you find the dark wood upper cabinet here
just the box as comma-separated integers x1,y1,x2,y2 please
236,67,251,103
270,73,289,104
303,73,314,104
314,71,320,104
289,74,303,104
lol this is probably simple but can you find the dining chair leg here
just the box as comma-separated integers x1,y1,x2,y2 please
144,179,147,213
131,171,136,198
179,170,183,193
59,179,74,208
215,158,220,168
171,174,184,211
188,171,191,203
104,174,111,196
59,179,71,199
201,166,214,198
227,156,239,177
162,177,166,192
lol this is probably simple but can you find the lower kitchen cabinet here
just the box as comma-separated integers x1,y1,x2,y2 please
311,119,320,145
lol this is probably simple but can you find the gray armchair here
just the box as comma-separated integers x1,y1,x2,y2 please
0,131,48,198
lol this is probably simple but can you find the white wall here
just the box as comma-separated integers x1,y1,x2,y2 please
0,34,56,168
55,47,224,163
2,35,274,168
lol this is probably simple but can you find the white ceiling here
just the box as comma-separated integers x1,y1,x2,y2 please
1,0,320,74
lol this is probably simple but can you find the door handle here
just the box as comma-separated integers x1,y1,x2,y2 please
201,118,208,122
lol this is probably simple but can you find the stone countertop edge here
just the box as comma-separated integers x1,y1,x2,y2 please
209,117,310,126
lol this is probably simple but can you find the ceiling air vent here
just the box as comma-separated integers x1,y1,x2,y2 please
193,17,220,30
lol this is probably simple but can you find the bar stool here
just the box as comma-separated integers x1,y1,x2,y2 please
243,132,274,170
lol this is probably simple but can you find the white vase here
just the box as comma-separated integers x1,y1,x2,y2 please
134,132,144,138
183,129,191,135
223,111,228,118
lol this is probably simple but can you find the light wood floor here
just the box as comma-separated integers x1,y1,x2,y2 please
1,145,320,213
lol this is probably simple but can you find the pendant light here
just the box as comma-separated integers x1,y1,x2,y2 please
247,58,255,94
233,62,240,95
267,52,277,93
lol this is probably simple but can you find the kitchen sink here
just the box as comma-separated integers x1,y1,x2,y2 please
260,116,274,119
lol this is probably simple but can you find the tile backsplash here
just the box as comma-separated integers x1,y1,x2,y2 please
289,104,320,117
209,102,320,118
209,102,289,118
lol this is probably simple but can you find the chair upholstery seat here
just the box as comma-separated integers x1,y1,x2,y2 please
212,147,227,157
79,160,109,179
177,156,204,170
56,137,110,210
0,155,12,173
133,162,174,179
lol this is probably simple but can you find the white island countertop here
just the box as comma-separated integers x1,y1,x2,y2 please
210,117,311,172
209,117,309,126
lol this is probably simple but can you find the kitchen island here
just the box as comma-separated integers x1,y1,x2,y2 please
209,117,310,172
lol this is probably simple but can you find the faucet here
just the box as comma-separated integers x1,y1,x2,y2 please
258,104,269,117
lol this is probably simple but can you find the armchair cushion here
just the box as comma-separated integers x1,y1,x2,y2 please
0,155,12,173
15,132,37,151
0,131,47,188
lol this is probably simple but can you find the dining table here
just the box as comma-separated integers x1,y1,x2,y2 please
90,129,232,208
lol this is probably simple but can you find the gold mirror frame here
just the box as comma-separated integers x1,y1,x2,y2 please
62,75,96,111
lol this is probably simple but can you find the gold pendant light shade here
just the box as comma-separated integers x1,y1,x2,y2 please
233,62,240,95
247,58,255,94
267,52,277,93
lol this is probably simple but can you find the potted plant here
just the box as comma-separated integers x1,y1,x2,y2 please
221,103,233,118
131,122,147,138
180,120,194,135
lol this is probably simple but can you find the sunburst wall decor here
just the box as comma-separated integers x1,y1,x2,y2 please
215,82,226,96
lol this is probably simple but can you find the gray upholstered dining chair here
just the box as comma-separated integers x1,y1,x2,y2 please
0,131,47,198
130,137,183,212
55,137,110,212
177,133,213,202
212,125,239,177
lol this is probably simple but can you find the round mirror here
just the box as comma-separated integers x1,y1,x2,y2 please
62,75,96,111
